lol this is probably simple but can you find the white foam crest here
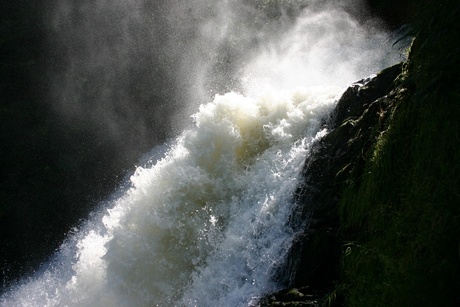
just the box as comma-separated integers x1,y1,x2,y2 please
98,88,338,306
1,87,338,306
178,89,338,306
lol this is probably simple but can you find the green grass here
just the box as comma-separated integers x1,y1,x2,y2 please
340,90,460,306
337,1,460,305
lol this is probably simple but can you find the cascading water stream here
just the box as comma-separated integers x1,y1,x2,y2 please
1,0,403,306
2,88,341,306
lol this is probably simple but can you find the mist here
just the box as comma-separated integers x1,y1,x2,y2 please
46,0,402,160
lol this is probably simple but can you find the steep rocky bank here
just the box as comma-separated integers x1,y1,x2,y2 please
260,1,460,305
259,60,406,307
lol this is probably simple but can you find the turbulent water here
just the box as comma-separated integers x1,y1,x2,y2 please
3,88,340,306
1,0,403,306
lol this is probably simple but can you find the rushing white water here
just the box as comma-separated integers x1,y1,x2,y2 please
2,87,339,306
2,0,405,306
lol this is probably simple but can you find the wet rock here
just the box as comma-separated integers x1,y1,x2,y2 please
257,286,326,307
259,62,404,306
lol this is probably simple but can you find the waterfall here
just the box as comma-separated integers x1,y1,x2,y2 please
1,0,402,306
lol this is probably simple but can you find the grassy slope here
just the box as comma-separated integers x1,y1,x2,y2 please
338,1,460,306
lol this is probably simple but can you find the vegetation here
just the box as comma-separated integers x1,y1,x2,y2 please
338,0,460,305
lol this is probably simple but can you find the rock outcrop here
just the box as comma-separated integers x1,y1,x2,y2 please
258,62,406,306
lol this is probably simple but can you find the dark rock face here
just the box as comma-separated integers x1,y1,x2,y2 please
257,286,326,307
258,63,404,306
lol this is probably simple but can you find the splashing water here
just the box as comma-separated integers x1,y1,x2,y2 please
1,0,404,305
2,88,339,306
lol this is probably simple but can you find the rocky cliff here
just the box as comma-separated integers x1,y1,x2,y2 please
259,60,407,307
260,1,460,305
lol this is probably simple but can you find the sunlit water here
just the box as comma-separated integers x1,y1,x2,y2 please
2,88,339,306
1,0,404,305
